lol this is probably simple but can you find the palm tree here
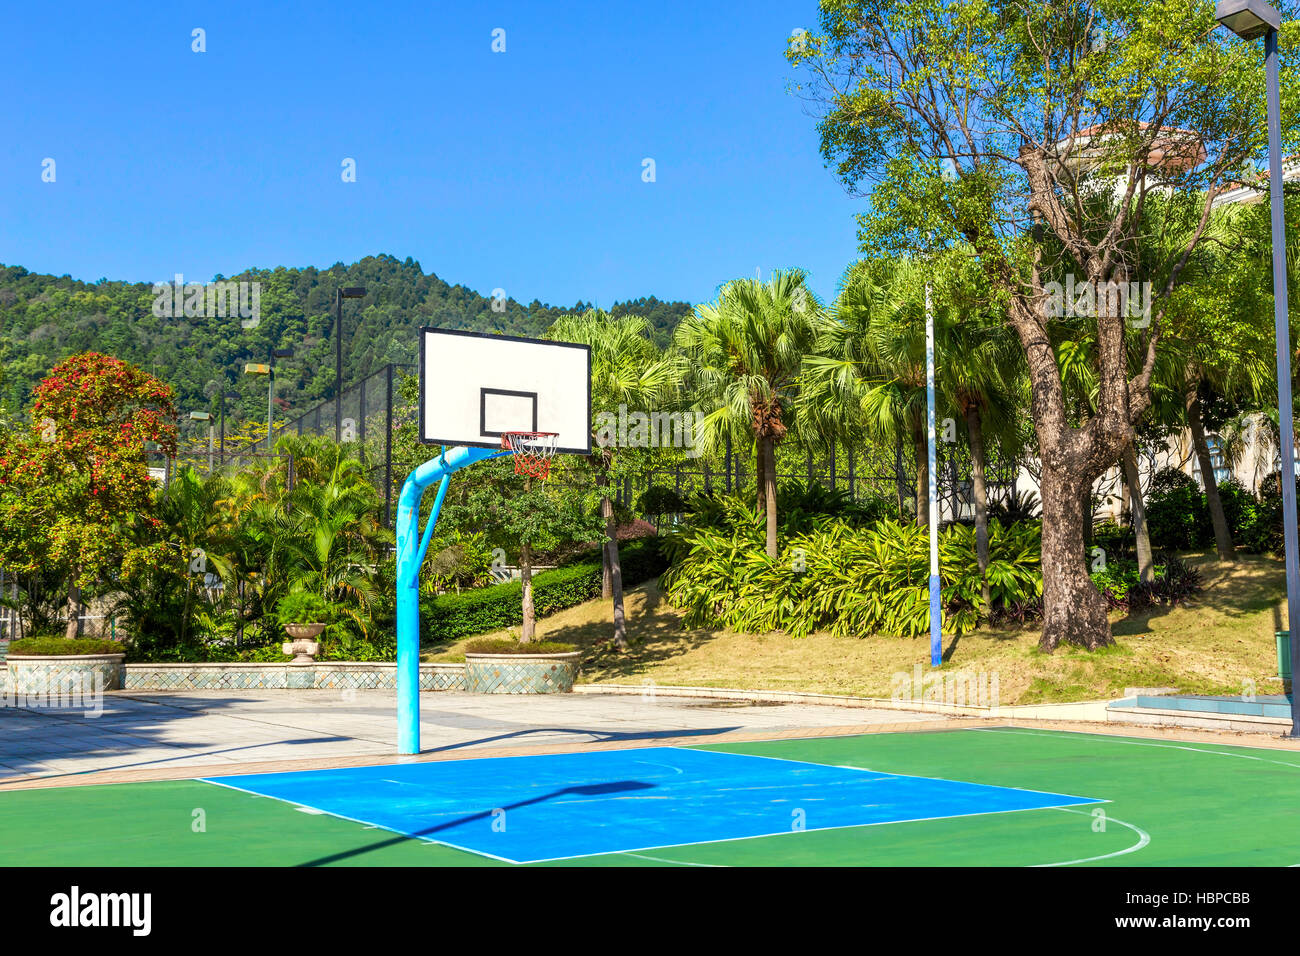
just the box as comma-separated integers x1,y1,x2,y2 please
546,310,675,650
675,270,826,558
150,467,234,647
805,259,931,524
940,321,1022,605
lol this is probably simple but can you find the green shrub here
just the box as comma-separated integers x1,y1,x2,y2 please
9,637,124,656
423,530,495,594
1231,479,1299,555
639,485,691,516
421,538,667,640
660,517,1042,639
989,488,1040,524
464,639,576,654
275,591,333,625
1088,556,1203,609
1144,467,1209,550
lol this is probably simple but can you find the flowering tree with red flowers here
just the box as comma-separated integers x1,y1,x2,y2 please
0,353,176,637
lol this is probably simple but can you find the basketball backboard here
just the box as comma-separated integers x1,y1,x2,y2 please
418,328,591,454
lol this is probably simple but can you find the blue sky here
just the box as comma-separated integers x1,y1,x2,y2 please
0,0,862,308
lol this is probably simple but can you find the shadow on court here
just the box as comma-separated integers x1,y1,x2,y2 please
296,780,657,867
419,723,743,755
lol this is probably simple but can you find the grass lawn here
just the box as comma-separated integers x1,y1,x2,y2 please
423,551,1290,705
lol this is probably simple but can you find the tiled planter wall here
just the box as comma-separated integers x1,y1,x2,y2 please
464,652,580,694
120,661,466,691
6,654,125,697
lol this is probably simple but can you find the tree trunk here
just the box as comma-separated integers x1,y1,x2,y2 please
65,578,82,640
520,540,535,643
755,439,767,512
1186,387,1234,562
894,436,906,519
600,487,627,650
1120,444,1154,584
1039,467,1111,651
1080,481,1093,560
965,405,991,608
913,420,929,528
599,472,612,599
763,435,778,558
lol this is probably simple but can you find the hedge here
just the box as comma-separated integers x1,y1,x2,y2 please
9,637,125,656
420,537,667,641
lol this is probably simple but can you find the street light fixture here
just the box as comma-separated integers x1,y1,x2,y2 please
1215,0,1281,39
245,347,295,448
189,411,214,473
335,286,367,443
217,390,239,466
1215,0,1299,736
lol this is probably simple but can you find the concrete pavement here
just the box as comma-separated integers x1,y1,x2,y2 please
0,689,955,788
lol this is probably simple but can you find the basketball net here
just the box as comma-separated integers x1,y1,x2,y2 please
501,431,559,480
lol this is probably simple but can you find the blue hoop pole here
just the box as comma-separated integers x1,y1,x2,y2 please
396,445,508,754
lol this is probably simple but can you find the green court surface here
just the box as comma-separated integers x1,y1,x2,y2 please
3,727,1297,866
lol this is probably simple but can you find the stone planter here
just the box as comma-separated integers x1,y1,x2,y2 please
282,623,325,664
464,650,581,694
284,623,326,640
6,653,125,697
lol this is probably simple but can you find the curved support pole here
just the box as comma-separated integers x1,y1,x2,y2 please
396,445,507,754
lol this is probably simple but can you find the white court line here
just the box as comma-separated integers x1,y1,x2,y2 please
975,727,1300,771
1031,807,1151,867
619,852,726,867
670,746,1102,804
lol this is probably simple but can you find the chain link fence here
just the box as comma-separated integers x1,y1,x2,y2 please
165,361,1023,527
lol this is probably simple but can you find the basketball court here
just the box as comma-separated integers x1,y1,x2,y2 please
6,328,1294,868
2,724,1298,866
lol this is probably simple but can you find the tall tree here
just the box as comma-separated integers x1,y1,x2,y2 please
792,1,1283,649
675,270,826,558
546,310,675,651
0,352,177,638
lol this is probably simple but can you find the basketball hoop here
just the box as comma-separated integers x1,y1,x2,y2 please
501,431,560,479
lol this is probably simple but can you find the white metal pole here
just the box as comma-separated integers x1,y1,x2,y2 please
926,280,941,667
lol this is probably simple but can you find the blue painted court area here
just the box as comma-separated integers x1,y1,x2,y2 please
203,746,1102,864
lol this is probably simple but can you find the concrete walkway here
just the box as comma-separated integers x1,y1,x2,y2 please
0,690,955,789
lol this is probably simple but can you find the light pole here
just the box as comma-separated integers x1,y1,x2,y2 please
335,286,367,442
245,348,294,449
926,280,942,668
217,389,239,466
188,411,213,473
1215,0,1299,734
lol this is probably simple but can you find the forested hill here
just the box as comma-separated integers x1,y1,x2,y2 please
0,254,693,422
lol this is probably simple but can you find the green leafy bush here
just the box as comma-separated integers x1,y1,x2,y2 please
423,530,495,595
275,591,333,625
420,538,667,640
1230,479,1299,555
1144,467,1210,550
660,517,1042,639
464,638,576,654
639,485,691,516
1088,556,1203,610
8,637,124,656
989,488,1040,524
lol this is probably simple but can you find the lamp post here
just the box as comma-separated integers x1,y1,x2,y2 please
245,348,294,449
335,286,367,442
217,389,239,466
188,411,213,474
1215,0,1299,735
926,280,941,668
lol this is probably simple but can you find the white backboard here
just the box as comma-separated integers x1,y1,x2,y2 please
418,327,591,454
